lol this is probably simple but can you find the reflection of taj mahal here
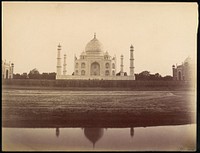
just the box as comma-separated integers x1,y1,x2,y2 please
55,127,135,148
56,34,135,80
84,128,104,148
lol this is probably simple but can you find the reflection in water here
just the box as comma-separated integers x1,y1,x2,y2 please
84,128,104,148
130,127,134,138
55,127,135,148
3,124,195,151
56,128,59,138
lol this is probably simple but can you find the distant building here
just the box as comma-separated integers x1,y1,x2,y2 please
172,57,194,81
56,34,135,80
2,60,14,79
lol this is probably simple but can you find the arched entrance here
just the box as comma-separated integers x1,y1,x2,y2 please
91,62,100,76
178,71,181,81
6,70,9,79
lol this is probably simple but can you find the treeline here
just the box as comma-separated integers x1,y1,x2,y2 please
13,69,173,81
13,68,56,80
116,70,173,81
135,71,173,81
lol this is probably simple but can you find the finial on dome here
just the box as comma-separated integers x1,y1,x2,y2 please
94,33,96,39
58,43,61,48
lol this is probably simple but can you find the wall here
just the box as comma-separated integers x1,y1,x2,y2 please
2,79,193,90
56,75,135,80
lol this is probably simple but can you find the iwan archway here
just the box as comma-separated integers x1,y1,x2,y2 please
90,62,100,76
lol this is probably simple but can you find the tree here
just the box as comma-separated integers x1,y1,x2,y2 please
21,73,28,79
136,71,150,80
149,73,162,80
48,72,56,80
162,75,173,81
140,71,150,76
41,73,48,79
13,73,21,79
28,68,40,79
155,73,162,78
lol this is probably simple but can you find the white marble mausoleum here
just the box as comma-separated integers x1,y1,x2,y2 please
56,34,135,80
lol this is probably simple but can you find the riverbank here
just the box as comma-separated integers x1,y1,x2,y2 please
2,89,196,128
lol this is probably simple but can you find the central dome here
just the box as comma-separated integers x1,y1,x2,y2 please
85,34,104,55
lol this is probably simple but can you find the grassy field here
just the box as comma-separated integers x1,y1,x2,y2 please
2,87,196,128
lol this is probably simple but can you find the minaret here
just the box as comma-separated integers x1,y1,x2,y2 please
56,43,62,76
120,54,124,76
113,54,116,75
11,63,14,79
94,33,96,39
56,128,60,138
114,55,117,72
172,65,176,80
130,127,134,138
63,54,67,75
130,45,134,76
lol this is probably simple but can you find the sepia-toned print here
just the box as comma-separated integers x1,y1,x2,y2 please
2,2,197,151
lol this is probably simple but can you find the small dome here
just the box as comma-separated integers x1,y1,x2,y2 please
184,56,192,64
85,34,104,56
81,51,87,56
104,51,109,55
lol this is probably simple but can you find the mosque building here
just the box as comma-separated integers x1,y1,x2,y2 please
56,34,135,80
2,60,14,79
172,57,194,81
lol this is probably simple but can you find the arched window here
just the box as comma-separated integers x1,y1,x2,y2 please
112,70,115,76
112,63,115,69
105,70,110,76
6,69,9,79
81,70,85,76
75,63,78,68
76,70,78,75
91,62,100,76
81,63,85,68
105,63,110,69
178,71,182,81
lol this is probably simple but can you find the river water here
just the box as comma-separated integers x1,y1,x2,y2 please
2,89,196,151
2,124,196,151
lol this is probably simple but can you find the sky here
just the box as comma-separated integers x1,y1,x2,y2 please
2,2,198,76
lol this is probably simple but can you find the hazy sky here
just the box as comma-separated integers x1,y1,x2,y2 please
2,2,198,76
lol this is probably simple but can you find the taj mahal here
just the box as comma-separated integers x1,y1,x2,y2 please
56,34,135,80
